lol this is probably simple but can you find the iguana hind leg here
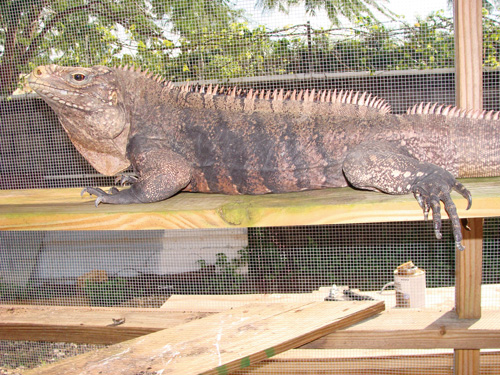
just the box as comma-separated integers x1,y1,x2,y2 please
343,142,471,250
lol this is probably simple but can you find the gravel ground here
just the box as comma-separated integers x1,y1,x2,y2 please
0,341,165,374
0,295,172,374
0,341,104,374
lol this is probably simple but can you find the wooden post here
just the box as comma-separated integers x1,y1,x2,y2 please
455,218,483,320
454,349,481,375
454,0,483,110
453,0,483,374
454,218,483,374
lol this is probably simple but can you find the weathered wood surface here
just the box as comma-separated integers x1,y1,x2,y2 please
23,301,384,375
0,304,212,345
3,303,500,349
2,178,500,231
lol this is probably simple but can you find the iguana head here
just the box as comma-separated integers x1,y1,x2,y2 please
28,65,130,175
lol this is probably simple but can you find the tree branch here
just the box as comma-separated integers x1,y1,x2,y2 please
24,4,91,62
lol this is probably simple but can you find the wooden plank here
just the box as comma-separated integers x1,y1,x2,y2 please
165,284,500,312
160,292,328,312
0,304,213,345
232,349,500,375
301,309,500,350
24,301,384,375
3,304,500,350
359,284,500,310
1,177,500,231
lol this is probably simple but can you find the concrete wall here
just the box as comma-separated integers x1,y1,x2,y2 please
1,229,248,286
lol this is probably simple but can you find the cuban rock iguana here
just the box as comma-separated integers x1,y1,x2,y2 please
28,64,500,250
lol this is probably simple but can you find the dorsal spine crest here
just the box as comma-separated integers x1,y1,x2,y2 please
115,65,393,116
406,101,500,121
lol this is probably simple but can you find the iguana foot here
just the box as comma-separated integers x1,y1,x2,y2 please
411,171,472,251
81,187,110,207
81,186,141,206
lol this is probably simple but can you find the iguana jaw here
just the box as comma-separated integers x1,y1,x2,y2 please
28,65,131,175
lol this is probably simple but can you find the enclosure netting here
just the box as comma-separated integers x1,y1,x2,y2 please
1,0,500,373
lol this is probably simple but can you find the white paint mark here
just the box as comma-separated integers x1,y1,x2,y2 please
215,331,223,365
233,317,250,325
154,343,181,368
93,347,131,368
214,318,224,366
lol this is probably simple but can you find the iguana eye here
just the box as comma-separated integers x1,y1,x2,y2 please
73,73,86,82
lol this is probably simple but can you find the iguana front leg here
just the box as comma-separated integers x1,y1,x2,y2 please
82,146,192,205
343,142,472,250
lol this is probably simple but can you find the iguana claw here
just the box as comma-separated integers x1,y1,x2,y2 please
95,196,103,207
412,174,471,251
81,187,114,207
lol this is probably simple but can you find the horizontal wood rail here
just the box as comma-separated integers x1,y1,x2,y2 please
2,303,499,350
1,177,500,231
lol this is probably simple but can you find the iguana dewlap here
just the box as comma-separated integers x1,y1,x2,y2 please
28,64,500,250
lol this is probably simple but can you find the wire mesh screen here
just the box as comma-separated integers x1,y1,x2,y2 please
1,219,499,305
1,0,500,374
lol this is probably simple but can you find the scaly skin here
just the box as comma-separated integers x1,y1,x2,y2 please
28,65,500,250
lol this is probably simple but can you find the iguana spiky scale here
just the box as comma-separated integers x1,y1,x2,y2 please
28,64,500,250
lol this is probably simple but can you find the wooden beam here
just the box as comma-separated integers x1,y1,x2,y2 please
160,292,328,312
2,178,499,231
23,301,384,375
0,304,213,345
3,305,500,349
301,309,500,350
